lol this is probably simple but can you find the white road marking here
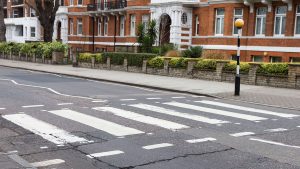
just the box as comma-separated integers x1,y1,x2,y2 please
164,102,268,121
130,104,229,124
197,100,299,118
2,114,89,145
250,138,300,149
297,126,300,128
0,108,6,110
186,137,217,143
264,128,288,132
49,109,144,137
146,98,162,100
57,103,73,106
171,96,186,99
92,100,107,103
31,159,65,167
230,132,255,137
40,146,48,149
22,105,44,108
142,143,173,150
87,150,124,158
93,107,189,130
120,99,136,101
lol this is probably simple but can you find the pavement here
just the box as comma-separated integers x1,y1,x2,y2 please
0,59,299,110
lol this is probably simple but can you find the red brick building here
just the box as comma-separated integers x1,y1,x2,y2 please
67,0,300,62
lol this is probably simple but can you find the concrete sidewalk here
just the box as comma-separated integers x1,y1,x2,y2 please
0,59,299,110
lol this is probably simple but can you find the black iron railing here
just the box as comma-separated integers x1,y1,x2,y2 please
12,0,24,6
87,0,127,11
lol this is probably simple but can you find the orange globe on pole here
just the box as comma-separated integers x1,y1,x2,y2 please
235,19,244,29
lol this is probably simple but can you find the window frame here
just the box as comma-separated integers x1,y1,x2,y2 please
69,19,74,35
77,18,83,35
97,18,102,36
255,7,267,36
130,14,136,36
195,15,200,36
77,0,83,6
274,6,287,36
104,16,108,36
30,27,36,37
215,8,225,36
294,5,300,36
233,8,243,35
120,15,125,36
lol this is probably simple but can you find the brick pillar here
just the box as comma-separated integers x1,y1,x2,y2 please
107,57,111,70
285,8,295,36
123,58,128,71
247,11,255,36
216,61,230,81
248,63,261,85
33,54,36,63
142,59,148,73
18,52,21,60
265,9,274,36
91,57,95,69
224,7,234,36
163,59,170,75
288,64,300,88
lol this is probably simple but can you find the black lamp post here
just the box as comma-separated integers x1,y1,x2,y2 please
234,19,244,96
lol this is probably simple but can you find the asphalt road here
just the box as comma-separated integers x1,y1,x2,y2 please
0,66,300,169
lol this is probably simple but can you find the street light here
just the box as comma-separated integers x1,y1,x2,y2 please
234,19,244,96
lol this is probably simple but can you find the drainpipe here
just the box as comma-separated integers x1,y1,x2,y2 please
114,15,117,52
92,16,95,53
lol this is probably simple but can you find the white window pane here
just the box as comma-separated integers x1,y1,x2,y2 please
256,18,262,34
275,17,280,34
216,18,220,34
262,18,266,34
221,18,224,34
281,17,286,34
217,9,224,16
234,9,243,15
296,16,300,34
276,6,287,14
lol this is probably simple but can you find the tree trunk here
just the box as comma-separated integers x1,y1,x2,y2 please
0,0,6,42
43,23,54,42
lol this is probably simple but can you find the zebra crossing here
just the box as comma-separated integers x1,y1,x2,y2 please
2,100,299,147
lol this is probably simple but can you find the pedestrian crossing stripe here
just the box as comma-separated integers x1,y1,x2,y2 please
196,100,299,118
49,109,144,137
2,114,89,145
130,104,229,124
164,102,268,121
93,107,189,130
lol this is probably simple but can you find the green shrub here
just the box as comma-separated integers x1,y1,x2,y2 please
103,52,157,67
78,53,92,62
169,57,185,68
147,57,164,68
93,53,103,63
223,62,250,73
182,46,203,58
257,63,288,76
20,43,33,56
194,59,217,70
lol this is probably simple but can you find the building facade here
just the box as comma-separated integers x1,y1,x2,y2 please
66,0,300,62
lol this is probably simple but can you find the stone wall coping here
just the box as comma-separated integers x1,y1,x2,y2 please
288,63,300,66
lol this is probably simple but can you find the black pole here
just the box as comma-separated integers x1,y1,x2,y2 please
234,28,241,96
92,17,95,53
114,15,117,52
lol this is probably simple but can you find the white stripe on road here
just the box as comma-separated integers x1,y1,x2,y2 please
196,100,299,118
87,150,124,158
22,105,44,108
120,99,136,101
130,104,229,124
31,159,65,167
2,114,88,145
250,138,300,149
264,128,288,132
142,143,173,150
49,109,144,137
57,103,73,106
0,108,6,110
93,107,189,130
92,100,107,103
146,98,162,100
164,102,268,121
186,137,217,143
171,97,186,99
230,132,255,137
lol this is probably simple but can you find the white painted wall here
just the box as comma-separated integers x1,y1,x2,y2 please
53,6,68,44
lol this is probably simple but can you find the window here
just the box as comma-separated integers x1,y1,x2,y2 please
195,15,200,35
130,15,136,36
104,16,108,36
70,0,74,6
255,7,267,36
15,25,23,36
233,8,243,35
77,18,83,35
181,13,187,24
30,27,36,37
97,18,102,36
295,5,300,35
69,19,74,35
251,56,263,62
290,57,300,63
142,15,150,29
270,56,282,63
13,9,19,18
30,8,36,17
120,16,125,36
78,0,83,6
104,0,108,9
215,8,225,35
274,6,287,36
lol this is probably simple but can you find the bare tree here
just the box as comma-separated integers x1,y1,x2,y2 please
26,0,60,42
0,0,6,41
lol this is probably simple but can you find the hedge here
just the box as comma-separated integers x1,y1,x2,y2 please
257,63,289,76
0,42,68,59
223,62,250,73
194,59,217,70
103,52,157,67
147,57,164,68
78,53,103,63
